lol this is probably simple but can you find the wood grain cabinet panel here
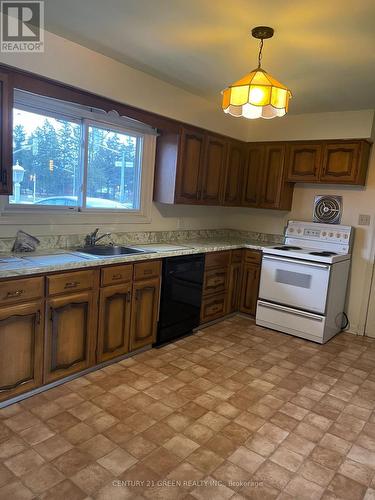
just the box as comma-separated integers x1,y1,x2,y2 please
0,301,43,402
227,262,242,314
223,141,244,206
242,144,264,207
201,293,227,323
203,268,228,296
45,291,97,383
175,128,205,203
240,263,261,316
200,134,227,204
129,277,160,351
97,283,132,363
260,144,291,209
0,276,44,304
320,142,365,183
287,144,322,182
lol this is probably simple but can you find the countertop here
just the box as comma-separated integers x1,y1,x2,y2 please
0,239,265,279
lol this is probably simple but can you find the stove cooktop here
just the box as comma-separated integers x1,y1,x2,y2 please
262,245,350,264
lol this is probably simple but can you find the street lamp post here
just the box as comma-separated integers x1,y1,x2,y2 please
12,161,25,203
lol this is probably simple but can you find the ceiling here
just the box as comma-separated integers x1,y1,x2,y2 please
44,0,375,114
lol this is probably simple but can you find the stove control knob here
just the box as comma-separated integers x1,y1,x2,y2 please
289,228,294,233
336,233,341,238
343,234,348,239
322,231,327,237
297,229,302,234
329,232,334,237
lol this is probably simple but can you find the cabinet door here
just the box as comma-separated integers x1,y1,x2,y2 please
0,72,12,194
97,283,132,363
287,144,321,182
0,301,43,402
239,264,260,316
320,142,361,183
200,134,227,204
227,262,242,314
45,291,97,383
130,278,160,351
175,127,205,203
242,144,264,207
223,140,243,206
259,144,288,209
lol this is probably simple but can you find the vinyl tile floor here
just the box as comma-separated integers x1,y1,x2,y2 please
1,315,375,499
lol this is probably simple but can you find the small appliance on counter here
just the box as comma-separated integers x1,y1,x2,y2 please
256,220,353,344
155,254,205,346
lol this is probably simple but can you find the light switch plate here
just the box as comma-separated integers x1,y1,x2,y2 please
358,214,371,226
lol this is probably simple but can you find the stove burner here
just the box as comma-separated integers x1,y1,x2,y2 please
273,246,302,251
309,251,338,256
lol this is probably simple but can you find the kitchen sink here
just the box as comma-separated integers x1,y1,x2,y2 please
75,245,149,256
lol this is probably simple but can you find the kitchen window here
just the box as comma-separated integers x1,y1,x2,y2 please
8,89,156,215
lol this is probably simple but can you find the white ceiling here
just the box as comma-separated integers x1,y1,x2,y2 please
44,0,375,114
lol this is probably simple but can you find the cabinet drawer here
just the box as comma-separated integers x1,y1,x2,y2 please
244,250,261,264
133,260,161,281
231,249,243,263
205,251,230,269
0,277,44,304
101,264,133,287
201,293,226,323
203,268,228,296
47,270,96,296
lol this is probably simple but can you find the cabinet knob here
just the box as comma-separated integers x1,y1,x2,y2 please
112,274,123,280
6,289,24,298
64,281,80,289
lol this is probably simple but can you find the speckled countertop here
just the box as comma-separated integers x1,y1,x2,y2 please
0,239,266,279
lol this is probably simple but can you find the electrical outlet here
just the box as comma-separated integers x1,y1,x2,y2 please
358,214,371,226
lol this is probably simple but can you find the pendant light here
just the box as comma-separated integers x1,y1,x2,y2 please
222,26,292,119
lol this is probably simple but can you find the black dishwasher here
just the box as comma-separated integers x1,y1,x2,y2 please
155,254,205,346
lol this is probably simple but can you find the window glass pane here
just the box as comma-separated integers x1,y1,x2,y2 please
86,125,142,210
10,108,81,206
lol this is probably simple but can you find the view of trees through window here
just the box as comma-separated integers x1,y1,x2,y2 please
10,108,142,210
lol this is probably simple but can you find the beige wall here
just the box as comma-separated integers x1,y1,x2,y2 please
230,110,375,336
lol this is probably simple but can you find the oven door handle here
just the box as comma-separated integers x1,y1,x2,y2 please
262,255,330,270
258,300,324,322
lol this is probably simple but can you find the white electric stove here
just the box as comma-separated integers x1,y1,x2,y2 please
256,221,353,344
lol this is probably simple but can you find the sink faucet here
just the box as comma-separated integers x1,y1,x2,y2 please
84,228,113,247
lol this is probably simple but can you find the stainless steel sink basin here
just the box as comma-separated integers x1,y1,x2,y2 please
76,246,148,256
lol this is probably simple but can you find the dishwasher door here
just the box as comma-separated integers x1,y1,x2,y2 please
156,254,205,346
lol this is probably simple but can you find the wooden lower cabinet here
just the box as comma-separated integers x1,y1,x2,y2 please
201,293,227,323
240,263,261,316
44,291,97,383
129,278,160,351
0,301,44,402
97,283,132,363
227,262,242,314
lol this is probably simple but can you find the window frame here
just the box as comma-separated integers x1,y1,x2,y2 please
4,90,157,221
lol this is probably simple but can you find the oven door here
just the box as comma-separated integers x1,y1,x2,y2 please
259,254,331,314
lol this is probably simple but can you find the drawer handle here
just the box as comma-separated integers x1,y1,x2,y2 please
143,269,153,275
126,291,131,303
64,281,80,289
211,278,223,286
112,273,123,280
6,289,24,298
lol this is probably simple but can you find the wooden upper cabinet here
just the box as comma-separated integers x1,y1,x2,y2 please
175,127,205,204
45,290,97,383
129,277,160,351
259,144,294,210
0,301,43,402
200,134,226,204
0,72,13,194
320,141,370,184
286,144,321,182
223,140,244,206
242,144,264,207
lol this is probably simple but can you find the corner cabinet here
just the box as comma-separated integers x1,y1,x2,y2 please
0,71,13,194
242,143,294,210
286,140,371,185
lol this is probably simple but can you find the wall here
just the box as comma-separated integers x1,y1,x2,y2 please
0,27,242,236
229,109,375,336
